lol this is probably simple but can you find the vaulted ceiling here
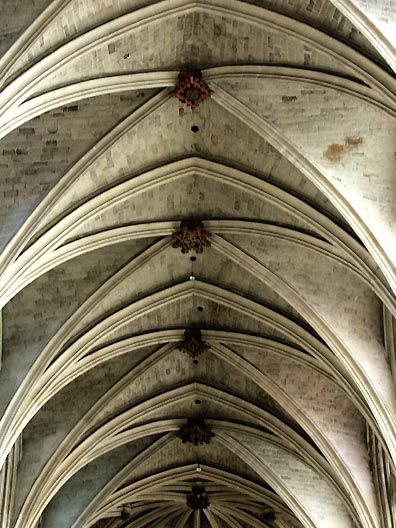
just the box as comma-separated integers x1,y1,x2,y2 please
0,1,395,528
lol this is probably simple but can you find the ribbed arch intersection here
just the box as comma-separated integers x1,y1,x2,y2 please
0,1,395,527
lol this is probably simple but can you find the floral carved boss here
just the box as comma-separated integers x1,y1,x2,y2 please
172,220,211,254
177,418,215,445
178,329,210,361
187,486,210,510
172,71,212,108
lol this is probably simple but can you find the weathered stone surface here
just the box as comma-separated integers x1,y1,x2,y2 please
0,0,53,59
0,90,157,252
0,2,394,528
0,238,154,415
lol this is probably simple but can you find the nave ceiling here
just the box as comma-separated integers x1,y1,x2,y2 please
0,1,395,527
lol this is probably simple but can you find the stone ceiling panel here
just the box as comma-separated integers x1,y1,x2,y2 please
85,348,301,436
217,76,396,281
35,242,308,357
11,345,157,524
29,6,366,97
1,0,157,83
0,238,154,417
227,342,378,516
227,431,355,527
0,0,54,60
0,90,156,253
116,436,273,493
100,291,309,350
225,233,395,409
30,96,343,240
66,172,315,242
0,1,394,527
246,0,389,67
2,0,387,88
40,437,160,528
187,100,351,226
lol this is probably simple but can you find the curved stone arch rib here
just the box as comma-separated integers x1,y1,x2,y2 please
2,279,335,429
218,431,353,528
175,510,194,528
48,222,339,267
24,218,393,318
211,82,396,296
1,64,395,143
1,157,391,312
204,67,396,114
123,504,181,528
211,234,396,461
19,382,362,528
31,383,333,484
0,95,387,324
0,0,71,85
152,507,189,528
91,465,299,527
16,385,354,528
0,0,394,116
211,224,375,298
4,156,348,266
0,88,170,276
210,507,241,528
214,503,277,528
331,0,396,74
10,220,394,319
203,510,222,528
0,72,175,141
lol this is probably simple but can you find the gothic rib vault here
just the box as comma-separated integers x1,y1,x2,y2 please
0,1,395,527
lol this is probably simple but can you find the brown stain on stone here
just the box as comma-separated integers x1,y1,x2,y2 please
324,136,363,162
325,143,347,162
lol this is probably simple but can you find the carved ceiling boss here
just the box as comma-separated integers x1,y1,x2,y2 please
177,418,215,445
172,220,211,254
178,329,210,361
187,486,210,511
172,71,212,109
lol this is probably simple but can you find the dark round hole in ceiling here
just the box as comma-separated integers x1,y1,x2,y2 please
190,256,197,262
194,399,202,405
193,359,199,365
197,306,204,312
191,125,200,133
